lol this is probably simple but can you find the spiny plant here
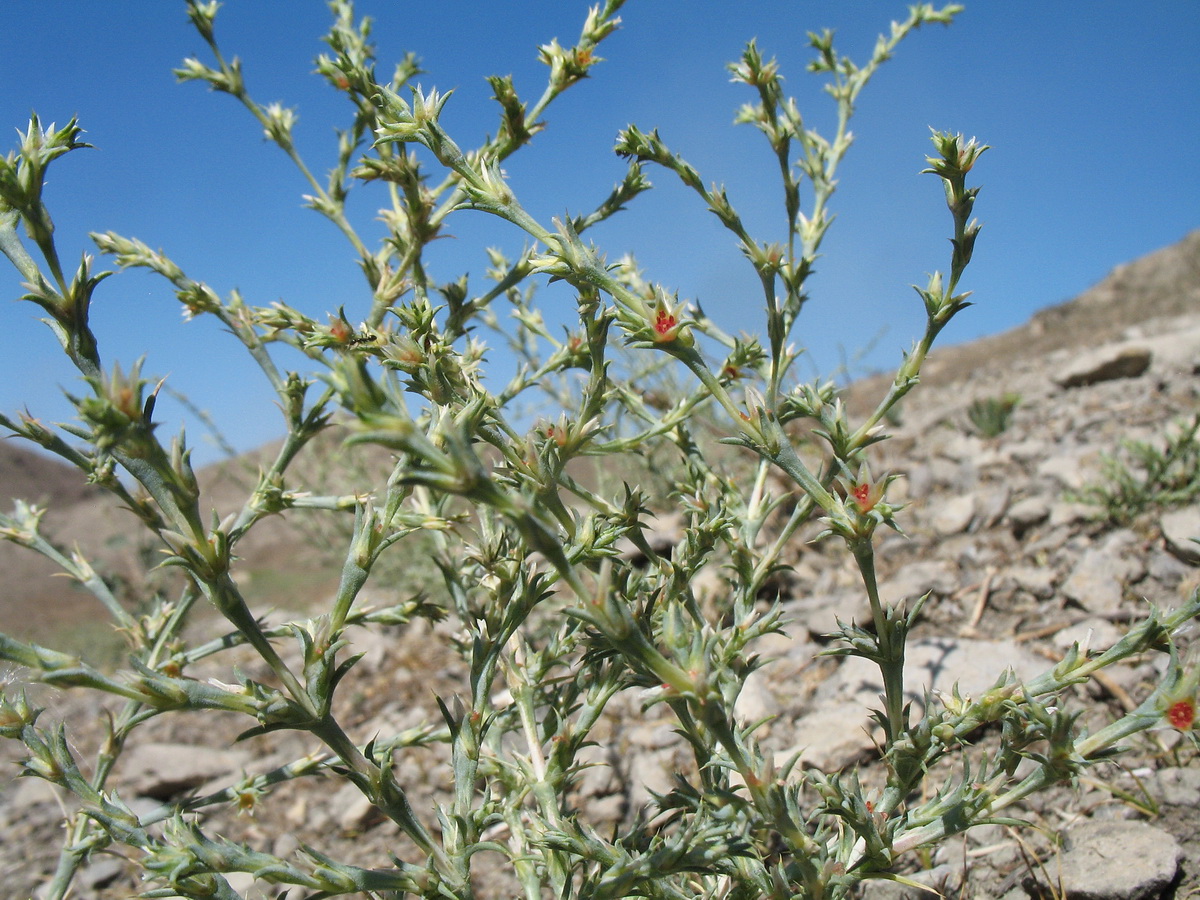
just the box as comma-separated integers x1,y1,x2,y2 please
1073,413,1200,525
966,391,1019,438
1,3,1197,899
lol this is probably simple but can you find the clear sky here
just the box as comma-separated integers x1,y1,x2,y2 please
2,2,1197,468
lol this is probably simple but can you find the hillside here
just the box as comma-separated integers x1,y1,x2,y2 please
1,229,1199,898
844,228,1200,412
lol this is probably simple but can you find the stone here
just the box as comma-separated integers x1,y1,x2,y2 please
974,485,1011,529
625,749,676,809
817,637,1048,711
326,780,383,834
788,637,1049,772
1052,617,1124,653
1038,449,1101,490
1006,495,1050,530
795,588,872,639
223,873,259,896
1148,767,1200,808
77,855,126,890
1141,324,1200,373
118,742,248,800
878,560,960,607
737,665,781,726
931,493,976,535
1004,564,1057,598
859,864,964,900
783,700,879,772
617,511,684,564
1060,531,1146,614
1043,819,1180,900
1053,343,1152,388
1160,505,1200,565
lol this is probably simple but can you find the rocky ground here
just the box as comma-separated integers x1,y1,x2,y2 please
2,231,1199,899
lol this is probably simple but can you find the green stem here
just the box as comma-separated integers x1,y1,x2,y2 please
850,539,906,744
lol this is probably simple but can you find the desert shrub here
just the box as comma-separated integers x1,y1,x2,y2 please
1073,413,1200,525
965,391,1019,437
1,3,1197,899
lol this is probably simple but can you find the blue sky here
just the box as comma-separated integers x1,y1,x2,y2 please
1,2,1197,467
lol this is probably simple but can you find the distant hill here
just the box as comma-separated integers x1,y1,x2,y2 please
844,228,1200,412
0,439,107,644
921,228,1199,382
0,438,98,510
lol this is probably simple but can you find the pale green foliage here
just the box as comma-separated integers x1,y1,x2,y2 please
966,391,1020,437
1074,413,1200,525
1,3,1197,900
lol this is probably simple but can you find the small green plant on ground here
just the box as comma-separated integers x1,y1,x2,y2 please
1073,413,1200,525
966,391,1019,437
1,3,1198,899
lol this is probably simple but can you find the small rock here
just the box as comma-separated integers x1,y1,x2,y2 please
119,742,247,800
1038,450,1101,491
273,832,302,860
1060,531,1146,614
790,637,1049,771
939,434,986,464
625,749,676,809
1142,325,1200,373
224,873,259,896
737,666,780,726
1147,767,1200,808
77,855,126,889
796,589,872,639
932,493,977,535
1007,496,1050,530
1005,438,1054,463
859,864,963,900
1042,819,1180,900
974,485,1012,529
3,776,66,814
1054,344,1152,388
817,637,1048,708
879,560,960,606
328,781,383,833
1052,618,1123,653
617,511,684,564
1146,546,1192,584
783,700,878,772
1160,506,1200,565
1005,565,1057,598
1047,500,1097,528
629,722,677,751
586,793,625,824
904,462,935,498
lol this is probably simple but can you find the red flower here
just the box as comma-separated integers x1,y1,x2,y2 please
850,478,885,514
653,306,678,341
1167,698,1195,731
631,288,690,346
328,316,353,343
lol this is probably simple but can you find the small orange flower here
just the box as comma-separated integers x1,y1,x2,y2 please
653,306,678,341
851,478,885,514
1167,698,1195,731
328,316,353,343
1158,654,1199,731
